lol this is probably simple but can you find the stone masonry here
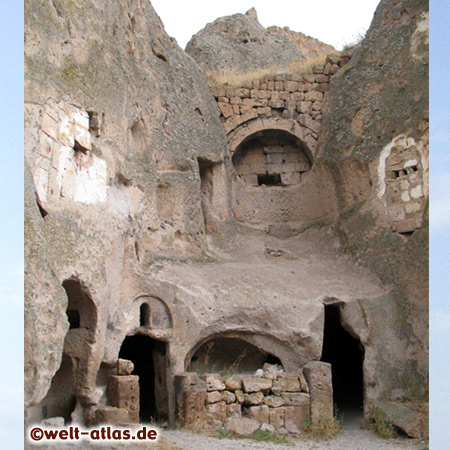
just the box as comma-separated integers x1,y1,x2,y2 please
211,53,349,157
176,363,332,437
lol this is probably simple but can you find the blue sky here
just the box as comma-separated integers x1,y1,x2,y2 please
0,0,23,449
1,0,445,448
429,1,450,448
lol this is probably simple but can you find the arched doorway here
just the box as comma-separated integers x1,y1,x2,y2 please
320,304,364,423
119,335,168,423
232,129,311,187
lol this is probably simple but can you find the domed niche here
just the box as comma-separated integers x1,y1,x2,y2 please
232,129,311,187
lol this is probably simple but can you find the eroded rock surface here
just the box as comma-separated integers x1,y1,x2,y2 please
186,8,306,75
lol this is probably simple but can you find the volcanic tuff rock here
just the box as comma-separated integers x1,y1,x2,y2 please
25,0,228,410
318,0,428,399
185,8,307,74
24,0,428,437
267,26,336,59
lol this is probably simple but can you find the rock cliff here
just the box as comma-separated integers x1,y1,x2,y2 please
24,0,428,438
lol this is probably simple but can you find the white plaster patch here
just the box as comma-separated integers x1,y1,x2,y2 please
58,146,108,204
411,11,429,63
401,191,410,202
411,185,423,199
376,135,407,199
404,159,418,168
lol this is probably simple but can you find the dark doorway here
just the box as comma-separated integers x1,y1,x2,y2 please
320,305,364,421
119,335,168,423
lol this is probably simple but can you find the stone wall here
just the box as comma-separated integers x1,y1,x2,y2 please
177,362,333,437
209,54,351,231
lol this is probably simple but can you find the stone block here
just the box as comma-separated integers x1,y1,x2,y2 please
274,374,301,392
269,407,286,432
290,92,304,102
225,377,242,391
274,81,284,90
107,375,139,423
175,373,207,428
225,416,259,435
378,402,426,438
281,392,310,406
247,404,270,423
235,88,250,98
317,83,329,93
201,374,226,391
218,102,234,118
256,107,271,116
313,64,324,74
117,359,134,375
329,64,340,75
303,74,316,83
267,153,283,164
284,80,298,92
285,405,309,434
264,395,285,408
297,101,312,114
244,392,264,405
230,97,242,105
258,90,271,99
242,377,272,394
305,91,324,102
207,401,226,424
315,74,329,83
207,391,222,403
303,361,333,427
240,105,253,114
218,96,229,103
299,371,309,393
270,90,279,100
326,53,341,65
94,406,130,425
268,99,284,109
235,390,245,404
226,403,242,418
281,172,301,186
242,174,259,186
222,391,236,404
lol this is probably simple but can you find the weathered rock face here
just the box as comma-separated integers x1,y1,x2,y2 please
186,8,306,75
318,0,428,401
24,0,428,437
267,26,336,59
25,0,228,422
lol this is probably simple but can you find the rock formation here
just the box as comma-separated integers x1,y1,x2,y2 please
267,26,336,59
24,0,428,442
186,8,307,75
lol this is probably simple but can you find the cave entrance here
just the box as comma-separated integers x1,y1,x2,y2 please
320,304,364,424
119,335,168,423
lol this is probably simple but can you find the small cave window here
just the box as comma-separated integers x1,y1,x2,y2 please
35,192,48,219
393,165,418,178
67,310,80,329
257,173,281,186
140,303,151,327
